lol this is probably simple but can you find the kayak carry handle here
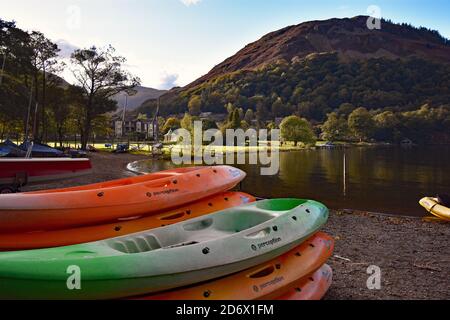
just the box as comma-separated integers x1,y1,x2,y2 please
183,218,213,231
248,265,276,279
245,227,271,239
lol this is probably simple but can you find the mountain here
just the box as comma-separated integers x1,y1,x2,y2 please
137,16,450,122
189,15,450,87
114,86,166,111
48,74,165,112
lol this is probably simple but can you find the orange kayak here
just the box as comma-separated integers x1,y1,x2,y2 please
0,191,255,250
0,166,246,232
133,232,334,300
277,264,333,300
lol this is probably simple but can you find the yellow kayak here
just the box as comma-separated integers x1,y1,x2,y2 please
419,197,450,221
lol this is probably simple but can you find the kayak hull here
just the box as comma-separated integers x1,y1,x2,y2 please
0,192,255,250
0,198,329,300
0,166,246,232
135,232,334,300
419,197,450,221
276,264,333,300
0,158,92,186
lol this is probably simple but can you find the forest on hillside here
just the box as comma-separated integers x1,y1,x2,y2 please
140,52,450,143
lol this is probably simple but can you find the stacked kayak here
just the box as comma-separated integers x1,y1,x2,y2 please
0,198,328,299
277,264,333,300
0,165,246,232
0,191,255,250
420,196,450,221
0,164,335,300
135,232,334,300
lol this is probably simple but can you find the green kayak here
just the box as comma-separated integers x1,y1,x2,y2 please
0,198,328,300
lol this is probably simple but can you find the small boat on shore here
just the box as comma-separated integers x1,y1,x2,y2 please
134,232,334,300
0,158,92,193
276,264,333,300
419,196,450,221
19,141,65,158
0,198,328,300
0,166,246,232
0,140,26,158
0,191,255,250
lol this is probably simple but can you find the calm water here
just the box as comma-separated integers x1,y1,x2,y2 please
132,146,450,217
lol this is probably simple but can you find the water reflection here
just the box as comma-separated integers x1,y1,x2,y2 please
132,146,450,217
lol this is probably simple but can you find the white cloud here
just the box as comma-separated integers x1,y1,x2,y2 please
159,72,179,90
180,0,202,7
55,39,79,59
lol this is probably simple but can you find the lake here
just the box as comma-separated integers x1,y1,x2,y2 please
130,146,450,217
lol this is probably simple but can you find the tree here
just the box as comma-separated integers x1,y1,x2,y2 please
221,108,243,133
29,31,61,141
92,114,113,142
240,120,250,131
237,107,244,120
321,112,349,142
162,117,181,134
271,97,284,117
0,19,34,138
202,119,218,131
181,113,193,132
225,102,235,115
188,95,202,116
373,111,399,142
280,115,316,146
348,107,375,142
244,109,254,123
267,122,277,130
231,109,241,129
70,45,140,149
46,86,73,147
337,103,355,117
255,102,269,123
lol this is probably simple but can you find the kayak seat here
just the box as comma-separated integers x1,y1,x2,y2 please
256,199,307,211
437,194,450,207
213,210,275,233
108,235,162,254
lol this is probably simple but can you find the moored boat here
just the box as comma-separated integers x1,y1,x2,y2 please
0,158,92,192
0,198,329,299
419,196,450,221
19,141,65,158
0,140,26,158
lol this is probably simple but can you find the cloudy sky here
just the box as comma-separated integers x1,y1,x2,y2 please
2,0,449,89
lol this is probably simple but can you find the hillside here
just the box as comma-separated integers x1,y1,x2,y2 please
138,16,450,123
114,86,166,111
190,15,450,87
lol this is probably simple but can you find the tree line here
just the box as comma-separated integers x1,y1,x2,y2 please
139,52,450,144
0,18,139,149
156,101,449,146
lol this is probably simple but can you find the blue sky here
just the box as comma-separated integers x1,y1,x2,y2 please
2,0,449,89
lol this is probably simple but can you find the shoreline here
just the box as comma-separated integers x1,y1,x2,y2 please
22,152,450,300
